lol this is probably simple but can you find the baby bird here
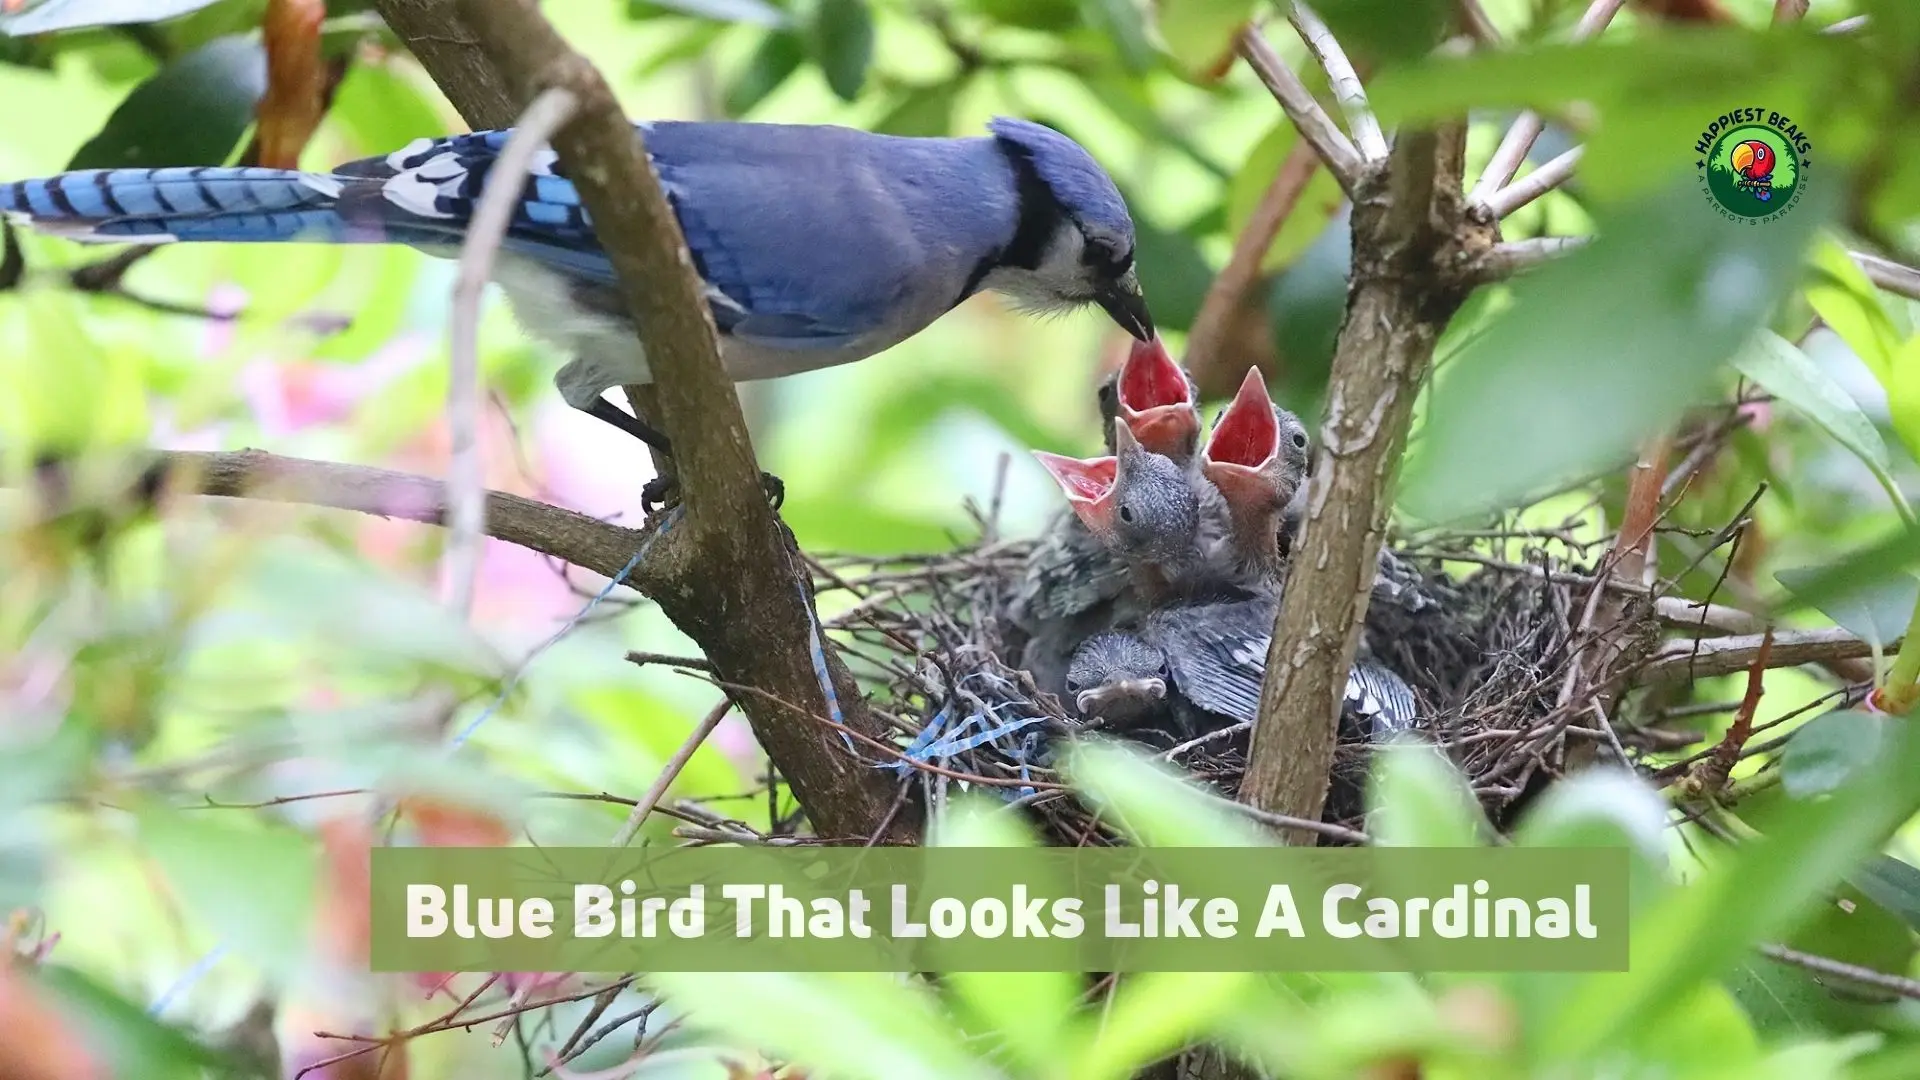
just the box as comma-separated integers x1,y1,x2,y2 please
1067,596,1419,742
1200,366,1311,588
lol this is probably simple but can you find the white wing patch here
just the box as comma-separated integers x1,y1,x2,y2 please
1228,637,1268,670
381,150,469,219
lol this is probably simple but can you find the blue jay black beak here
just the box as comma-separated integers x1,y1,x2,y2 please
1095,267,1154,341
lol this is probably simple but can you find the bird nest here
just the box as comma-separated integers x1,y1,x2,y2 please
806,494,1658,843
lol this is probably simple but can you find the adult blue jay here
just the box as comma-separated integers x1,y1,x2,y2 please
0,117,1153,504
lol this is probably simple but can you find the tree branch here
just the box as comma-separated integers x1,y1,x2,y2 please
371,0,913,841
1287,3,1387,161
1638,628,1886,683
1483,146,1582,220
1466,0,1625,205
1236,27,1364,196
1239,122,1490,829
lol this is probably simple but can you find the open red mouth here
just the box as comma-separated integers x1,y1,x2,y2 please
1033,451,1118,507
1117,337,1190,413
1205,367,1279,471
1115,337,1198,456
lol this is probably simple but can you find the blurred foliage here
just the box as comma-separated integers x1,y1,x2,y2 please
6,0,1920,1077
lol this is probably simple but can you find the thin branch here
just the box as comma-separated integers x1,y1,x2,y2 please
1184,140,1320,393
1771,0,1807,24
1456,0,1502,44
1852,251,1920,303
1236,27,1364,196
1822,14,1867,34
1484,146,1583,220
1287,2,1387,161
1467,0,1626,203
610,698,734,847
1638,628,1885,683
447,86,579,618
1465,235,1591,283
426,0,914,841
1761,943,1920,1001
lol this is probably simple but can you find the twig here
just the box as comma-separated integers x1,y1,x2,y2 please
1639,628,1884,683
1184,141,1321,392
1851,251,1920,303
1287,3,1387,160
1685,627,1772,794
1467,0,1626,204
447,86,579,618
1761,943,1920,1001
1484,146,1583,219
610,698,734,846
1236,27,1364,195
1771,0,1807,24
1465,236,1591,283
1228,801,1372,845
1821,14,1867,34
1456,0,1502,43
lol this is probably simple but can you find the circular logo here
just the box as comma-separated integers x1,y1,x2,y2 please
1696,109,1810,223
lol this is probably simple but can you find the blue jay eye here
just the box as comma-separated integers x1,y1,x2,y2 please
1118,505,1135,523
1291,433,1308,449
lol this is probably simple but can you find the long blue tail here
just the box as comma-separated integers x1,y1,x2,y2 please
3,133,620,282
0,166,413,245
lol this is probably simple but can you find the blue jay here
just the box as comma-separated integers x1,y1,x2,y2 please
0,117,1153,504
1099,336,1201,463
1065,596,1420,742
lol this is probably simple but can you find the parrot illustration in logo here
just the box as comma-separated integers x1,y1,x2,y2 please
1729,138,1777,202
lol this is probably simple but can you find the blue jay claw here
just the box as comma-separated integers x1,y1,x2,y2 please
638,470,785,515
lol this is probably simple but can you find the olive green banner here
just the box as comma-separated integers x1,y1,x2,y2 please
370,846,1629,972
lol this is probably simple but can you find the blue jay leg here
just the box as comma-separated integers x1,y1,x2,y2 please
580,399,786,513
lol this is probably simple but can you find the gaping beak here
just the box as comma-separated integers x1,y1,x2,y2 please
1094,266,1155,342
1033,450,1118,533
1115,336,1198,460
1203,367,1283,508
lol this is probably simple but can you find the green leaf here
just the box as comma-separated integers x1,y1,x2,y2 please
872,80,962,137
1365,739,1489,847
1767,527,1920,622
1849,854,1920,932
1311,0,1450,63
1731,329,1893,475
1806,238,1903,382
1155,0,1253,76
1061,738,1272,847
1080,0,1154,72
1062,971,1259,1080
725,29,805,116
648,970,995,1080
67,35,263,169
1223,123,1343,275
1884,334,1920,469
934,797,1080,1078
135,803,316,983
1403,178,1834,522
1782,709,1890,799
1773,566,1918,651
966,0,1080,32
327,61,447,156
810,0,872,102
1540,706,1920,1062
1730,885,1914,1035
34,965,233,1080
0,0,220,35
636,0,790,26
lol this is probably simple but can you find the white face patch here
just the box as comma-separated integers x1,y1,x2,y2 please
977,220,1099,313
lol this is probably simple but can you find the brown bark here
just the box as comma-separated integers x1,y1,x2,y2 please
364,0,913,841
1237,125,1493,829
